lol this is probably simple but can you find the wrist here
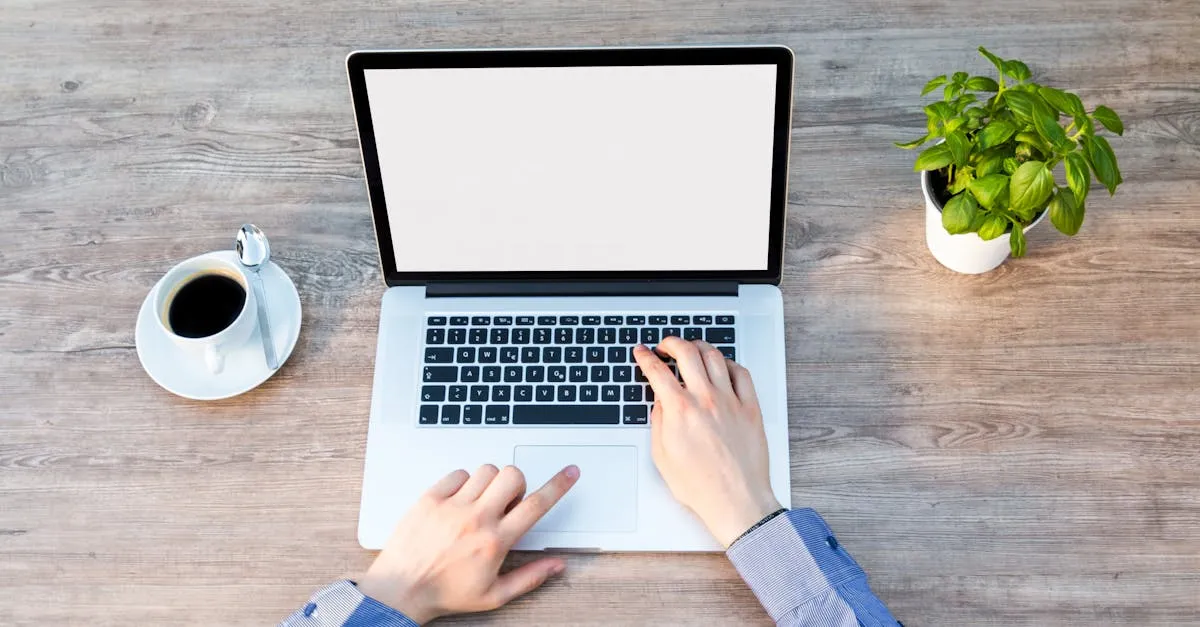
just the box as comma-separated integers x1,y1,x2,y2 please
357,573,436,625
710,493,783,548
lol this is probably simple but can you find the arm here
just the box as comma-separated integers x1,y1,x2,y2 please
634,340,899,626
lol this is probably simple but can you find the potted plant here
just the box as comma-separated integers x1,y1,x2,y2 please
897,47,1125,274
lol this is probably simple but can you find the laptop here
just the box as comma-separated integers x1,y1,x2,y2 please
347,46,794,551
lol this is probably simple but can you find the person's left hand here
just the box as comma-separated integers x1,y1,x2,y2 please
357,464,580,624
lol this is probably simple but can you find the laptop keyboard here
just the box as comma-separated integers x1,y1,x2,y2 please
419,313,736,427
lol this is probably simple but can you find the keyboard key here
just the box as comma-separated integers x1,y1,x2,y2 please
485,405,510,424
490,328,509,344
471,316,490,326
607,347,626,363
537,316,557,325
646,385,655,402
512,328,530,344
448,328,466,344
534,328,551,344
456,347,476,363
649,315,668,325
470,385,488,402
719,346,736,360
619,328,638,343
706,327,736,343
521,347,540,363
425,347,453,363
463,405,482,424
662,326,680,339
599,328,616,344
548,366,567,383
683,327,703,341
500,347,519,363
543,347,562,363
536,385,554,402
601,385,621,402
580,385,598,401
423,366,456,383
515,385,533,402
586,347,605,363
626,315,645,325
483,366,501,382
492,386,511,402
555,328,573,344
576,328,595,343
623,405,648,425
640,328,659,344
513,404,619,425
461,366,480,382
419,405,439,424
557,386,577,402
634,366,647,382
450,316,469,325
591,365,610,382
427,316,447,326
694,315,713,325
504,366,523,382
569,366,588,382
583,316,601,325
516,316,535,325
421,385,446,402
426,328,445,344
469,328,487,344
613,366,632,382
494,316,513,325
559,315,579,325
449,385,467,402
604,315,623,325
717,315,735,325
623,385,643,402
670,315,690,325
478,347,497,363
565,347,584,363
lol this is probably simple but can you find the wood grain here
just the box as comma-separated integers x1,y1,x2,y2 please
2,0,1199,625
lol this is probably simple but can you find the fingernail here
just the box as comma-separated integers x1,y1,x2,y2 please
564,464,580,479
551,561,566,575
633,344,646,352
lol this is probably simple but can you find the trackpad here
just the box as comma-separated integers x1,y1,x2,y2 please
514,445,637,533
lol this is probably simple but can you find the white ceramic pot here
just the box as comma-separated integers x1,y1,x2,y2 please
922,170,1048,274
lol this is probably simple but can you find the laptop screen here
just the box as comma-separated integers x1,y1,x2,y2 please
361,62,781,275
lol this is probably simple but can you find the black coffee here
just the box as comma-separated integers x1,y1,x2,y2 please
168,274,246,338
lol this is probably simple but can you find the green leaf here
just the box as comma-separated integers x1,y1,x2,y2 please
1037,86,1083,116
965,76,1000,92
952,71,969,84
1003,157,1019,174
1032,98,1068,149
922,75,948,96
978,46,1005,73
944,117,965,133
1086,135,1122,194
948,166,974,194
968,210,990,232
1009,160,1055,214
944,130,970,166
1048,187,1084,235
1002,59,1031,81
1016,131,1053,157
977,119,1018,150
913,143,953,171
954,93,978,110
965,107,987,119
978,214,1009,240
977,153,1006,177
1010,221,1027,257
1067,93,1086,121
943,83,962,102
1064,152,1091,202
895,135,929,149
1092,105,1124,135
941,193,978,234
1003,90,1038,122
968,173,1010,210
925,101,954,122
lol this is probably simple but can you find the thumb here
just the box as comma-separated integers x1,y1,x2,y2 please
487,558,565,608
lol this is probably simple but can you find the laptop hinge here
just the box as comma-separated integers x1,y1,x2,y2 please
423,281,739,298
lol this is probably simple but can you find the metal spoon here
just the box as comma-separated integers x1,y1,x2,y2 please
236,224,279,370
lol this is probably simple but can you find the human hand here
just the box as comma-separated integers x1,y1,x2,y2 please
633,339,781,548
357,464,580,623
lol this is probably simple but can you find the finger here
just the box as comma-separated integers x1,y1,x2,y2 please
455,464,501,502
487,557,566,608
727,360,761,414
693,340,733,395
656,336,710,393
649,400,665,458
633,345,684,403
425,468,470,499
500,465,580,540
479,465,527,515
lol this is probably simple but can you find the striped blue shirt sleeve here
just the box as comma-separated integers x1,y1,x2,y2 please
279,580,419,627
726,508,900,626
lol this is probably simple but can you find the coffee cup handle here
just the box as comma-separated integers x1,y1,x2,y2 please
205,345,224,374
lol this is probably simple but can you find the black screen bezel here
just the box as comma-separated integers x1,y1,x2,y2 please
346,46,793,286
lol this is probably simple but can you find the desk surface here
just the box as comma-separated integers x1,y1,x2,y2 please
2,1,1199,625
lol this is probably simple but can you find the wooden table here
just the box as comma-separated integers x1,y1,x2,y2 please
3,1,1198,625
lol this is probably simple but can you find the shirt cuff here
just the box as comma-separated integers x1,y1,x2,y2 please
278,580,421,627
725,508,866,622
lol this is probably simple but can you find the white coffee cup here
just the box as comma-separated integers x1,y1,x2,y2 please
153,255,258,374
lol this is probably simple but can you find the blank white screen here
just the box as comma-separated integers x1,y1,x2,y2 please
364,64,777,272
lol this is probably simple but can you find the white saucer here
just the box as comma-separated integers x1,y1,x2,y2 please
136,251,302,400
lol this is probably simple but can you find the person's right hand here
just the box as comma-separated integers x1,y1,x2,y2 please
633,339,782,548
